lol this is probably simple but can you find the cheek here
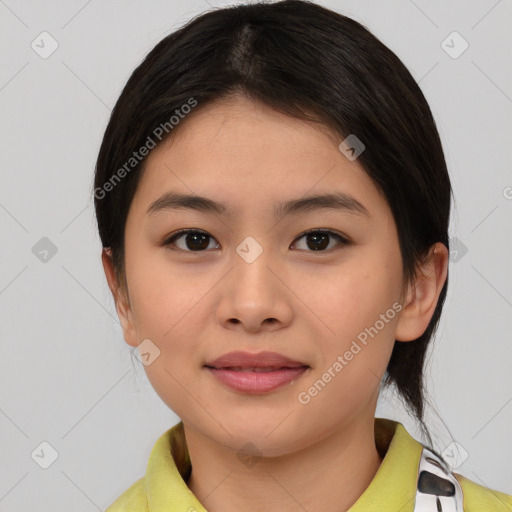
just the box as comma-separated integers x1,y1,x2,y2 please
303,253,402,392
299,257,401,341
126,257,211,413
127,248,213,339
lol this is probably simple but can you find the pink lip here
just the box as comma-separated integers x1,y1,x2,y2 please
204,351,309,394
206,367,309,393
205,350,306,369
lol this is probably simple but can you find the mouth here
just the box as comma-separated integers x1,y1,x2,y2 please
205,365,304,372
203,352,310,393
204,365,311,395
205,350,308,369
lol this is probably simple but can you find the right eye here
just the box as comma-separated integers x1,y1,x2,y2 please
162,229,220,252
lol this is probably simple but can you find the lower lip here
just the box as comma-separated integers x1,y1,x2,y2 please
205,366,309,393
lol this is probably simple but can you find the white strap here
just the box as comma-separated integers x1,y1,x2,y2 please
412,447,464,511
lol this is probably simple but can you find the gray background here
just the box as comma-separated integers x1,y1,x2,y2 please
1,0,511,510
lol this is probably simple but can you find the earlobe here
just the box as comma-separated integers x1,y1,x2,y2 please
394,242,449,342
101,248,139,348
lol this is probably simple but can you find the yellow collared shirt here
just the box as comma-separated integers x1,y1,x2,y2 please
106,418,511,511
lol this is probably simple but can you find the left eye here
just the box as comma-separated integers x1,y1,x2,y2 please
163,229,349,252
291,230,350,252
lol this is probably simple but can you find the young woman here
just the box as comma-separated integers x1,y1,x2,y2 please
93,1,511,510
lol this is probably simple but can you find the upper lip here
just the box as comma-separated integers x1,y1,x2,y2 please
204,351,308,369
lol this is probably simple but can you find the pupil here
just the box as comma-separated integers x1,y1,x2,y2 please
307,232,328,251
186,232,209,250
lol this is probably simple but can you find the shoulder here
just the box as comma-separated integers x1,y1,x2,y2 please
105,476,148,512
454,472,512,511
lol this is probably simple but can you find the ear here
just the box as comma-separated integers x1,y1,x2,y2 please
395,242,449,342
101,248,139,348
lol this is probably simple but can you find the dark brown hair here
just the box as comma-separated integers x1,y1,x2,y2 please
93,0,451,445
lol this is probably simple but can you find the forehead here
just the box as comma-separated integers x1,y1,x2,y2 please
130,95,387,220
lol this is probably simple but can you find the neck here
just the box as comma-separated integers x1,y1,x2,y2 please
184,412,383,512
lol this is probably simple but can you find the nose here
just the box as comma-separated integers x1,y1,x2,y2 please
216,244,293,333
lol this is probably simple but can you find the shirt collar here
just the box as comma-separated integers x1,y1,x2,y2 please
145,417,423,511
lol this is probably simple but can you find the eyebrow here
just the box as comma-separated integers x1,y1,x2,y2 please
146,191,369,218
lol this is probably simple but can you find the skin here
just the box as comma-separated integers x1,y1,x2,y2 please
102,94,448,512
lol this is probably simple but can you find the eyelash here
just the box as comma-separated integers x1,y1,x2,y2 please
162,228,351,253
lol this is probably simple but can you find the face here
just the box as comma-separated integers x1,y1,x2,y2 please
111,95,409,456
